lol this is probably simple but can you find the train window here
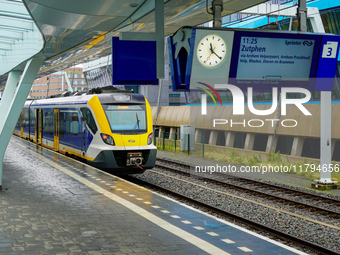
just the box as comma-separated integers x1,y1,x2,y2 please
80,108,98,134
30,109,35,128
49,112,53,135
102,104,146,133
44,112,50,135
59,113,64,138
23,111,29,128
65,113,70,134
71,113,79,136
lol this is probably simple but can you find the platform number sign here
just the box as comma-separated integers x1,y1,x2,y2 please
322,41,338,58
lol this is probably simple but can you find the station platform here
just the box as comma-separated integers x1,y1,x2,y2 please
0,136,307,255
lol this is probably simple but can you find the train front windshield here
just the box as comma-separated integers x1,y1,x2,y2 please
103,104,147,133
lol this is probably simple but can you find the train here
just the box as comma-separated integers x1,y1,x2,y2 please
13,90,157,174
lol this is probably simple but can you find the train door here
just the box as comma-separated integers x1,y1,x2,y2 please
20,110,23,137
81,113,87,158
80,108,90,159
54,109,59,151
35,109,42,144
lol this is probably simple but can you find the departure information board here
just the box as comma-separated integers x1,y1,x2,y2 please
168,27,340,91
229,31,321,89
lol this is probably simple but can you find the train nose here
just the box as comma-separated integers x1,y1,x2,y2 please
123,136,140,149
126,152,143,166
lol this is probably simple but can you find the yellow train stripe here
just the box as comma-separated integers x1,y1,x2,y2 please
87,96,112,135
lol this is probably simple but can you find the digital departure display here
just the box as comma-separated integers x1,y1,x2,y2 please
229,31,322,89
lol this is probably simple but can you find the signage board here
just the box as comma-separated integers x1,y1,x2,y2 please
168,27,340,91
229,31,321,90
112,37,158,85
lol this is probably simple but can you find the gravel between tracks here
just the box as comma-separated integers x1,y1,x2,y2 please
159,159,340,214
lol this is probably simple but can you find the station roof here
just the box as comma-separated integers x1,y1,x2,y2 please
0,0,269,87
0,0,43,77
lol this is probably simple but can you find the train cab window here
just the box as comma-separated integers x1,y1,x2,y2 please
80,108,98,134
102,104,147,133
71,113,79,136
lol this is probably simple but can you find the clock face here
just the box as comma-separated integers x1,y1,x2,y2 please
196,34,227,68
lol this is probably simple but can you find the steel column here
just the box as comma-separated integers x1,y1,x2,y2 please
320,91,333,183
307,7,335,184
212,0,223,28
0,54,45,190
155,0,164,78
298,0,307,33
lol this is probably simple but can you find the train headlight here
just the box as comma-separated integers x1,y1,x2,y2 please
147,133,153,145
101,133,115,146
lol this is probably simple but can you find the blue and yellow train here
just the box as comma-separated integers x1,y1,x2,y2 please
14,92,157,174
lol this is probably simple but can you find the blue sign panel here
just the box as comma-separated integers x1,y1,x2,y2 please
168,30,196,91
314,34,340,91
112,37,158,85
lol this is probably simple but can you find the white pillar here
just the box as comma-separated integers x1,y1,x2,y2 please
244,133,255,150
0,54,45,190
225,132,235,147
266,135,278,152
195,129,203,143
290,137,305,157
209,131,218,145
169,127,177,140
319,91,334,183
158,127,165,138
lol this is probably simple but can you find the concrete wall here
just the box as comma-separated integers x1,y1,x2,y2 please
151,104,340,161
155,138,327,165
152,104,340,139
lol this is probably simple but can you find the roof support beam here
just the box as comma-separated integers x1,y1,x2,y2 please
119,0,164,79
0,30,23,40
239,3,320,18
0,0,31,18
0,53,45,190
0,18,33,31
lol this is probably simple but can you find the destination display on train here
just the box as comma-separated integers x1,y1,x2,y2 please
233,36,316,86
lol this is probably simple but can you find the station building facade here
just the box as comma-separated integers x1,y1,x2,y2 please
29,68,87,98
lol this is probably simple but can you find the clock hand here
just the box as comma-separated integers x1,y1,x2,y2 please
206,47,216,62
213,51,222,59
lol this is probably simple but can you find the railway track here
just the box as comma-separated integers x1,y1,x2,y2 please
124,173,339,255
155,157,340,219
123,157,340,254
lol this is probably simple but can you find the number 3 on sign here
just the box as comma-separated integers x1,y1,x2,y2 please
322,41,338,58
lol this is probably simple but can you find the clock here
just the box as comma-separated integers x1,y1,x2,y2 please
196,34,227,68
